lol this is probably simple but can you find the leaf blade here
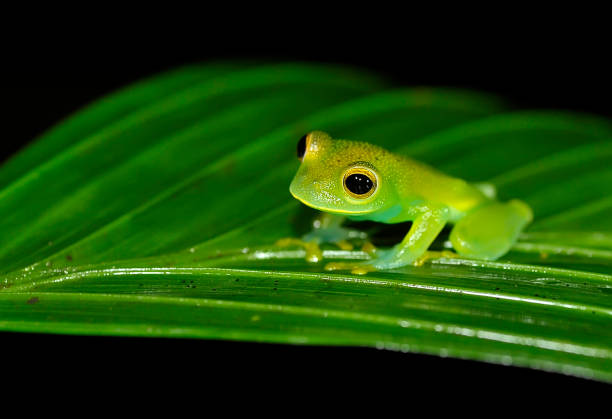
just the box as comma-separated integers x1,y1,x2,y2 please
1,63,611,383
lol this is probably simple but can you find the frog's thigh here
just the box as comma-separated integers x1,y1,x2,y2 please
449,200,533,260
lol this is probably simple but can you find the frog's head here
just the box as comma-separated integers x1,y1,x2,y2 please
289,131,399,215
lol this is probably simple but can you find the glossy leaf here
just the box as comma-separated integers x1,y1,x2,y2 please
1,63,611,382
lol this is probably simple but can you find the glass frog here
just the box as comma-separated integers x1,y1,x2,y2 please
282,131,533,274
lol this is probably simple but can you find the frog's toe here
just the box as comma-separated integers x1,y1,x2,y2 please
302,228,362,252
361,241,377,255
412,250,458,267
275,238,323,263
324,261,377,275
324,246,419,273
334,240,354,251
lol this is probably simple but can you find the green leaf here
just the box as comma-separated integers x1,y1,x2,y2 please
1,63,611,382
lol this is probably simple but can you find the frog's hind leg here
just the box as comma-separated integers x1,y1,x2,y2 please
450,199,533,260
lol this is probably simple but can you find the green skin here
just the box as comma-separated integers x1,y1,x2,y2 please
289,131,533,271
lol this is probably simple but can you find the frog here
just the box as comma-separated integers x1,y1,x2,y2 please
281,131,533,274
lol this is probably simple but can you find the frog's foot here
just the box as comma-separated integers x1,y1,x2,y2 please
276,217,370,264
316,241,378,274
325,248,458,274
412,250,458,267
275,238,323,263
324,261,378,275
333,240,354,251
275,234,363,263
324,246,391,275
361,241,377,256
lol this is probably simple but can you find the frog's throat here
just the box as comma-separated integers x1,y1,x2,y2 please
290,190,373,215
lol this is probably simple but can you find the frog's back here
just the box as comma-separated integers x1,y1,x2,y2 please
388,152,491,217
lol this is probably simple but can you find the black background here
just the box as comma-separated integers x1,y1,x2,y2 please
2,32,611,397
3,40,611,163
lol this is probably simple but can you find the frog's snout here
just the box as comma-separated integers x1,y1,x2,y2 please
289,184,313,208
290,173,325,208
289,176,300,197
289,176,306,202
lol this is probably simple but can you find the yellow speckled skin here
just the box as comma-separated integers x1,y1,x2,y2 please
289,131,533,272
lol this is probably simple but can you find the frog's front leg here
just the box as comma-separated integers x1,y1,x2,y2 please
303,213,367,249
325,205,449,274
276,212,368,263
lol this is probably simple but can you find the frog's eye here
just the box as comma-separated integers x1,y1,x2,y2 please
297,134,308,160
343,167,377,199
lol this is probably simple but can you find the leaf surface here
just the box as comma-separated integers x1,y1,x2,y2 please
1,63,611,382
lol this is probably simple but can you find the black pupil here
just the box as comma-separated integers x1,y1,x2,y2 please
345,173,373,195
297,135,307,159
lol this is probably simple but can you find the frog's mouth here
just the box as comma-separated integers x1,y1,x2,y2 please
289,188,373,215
